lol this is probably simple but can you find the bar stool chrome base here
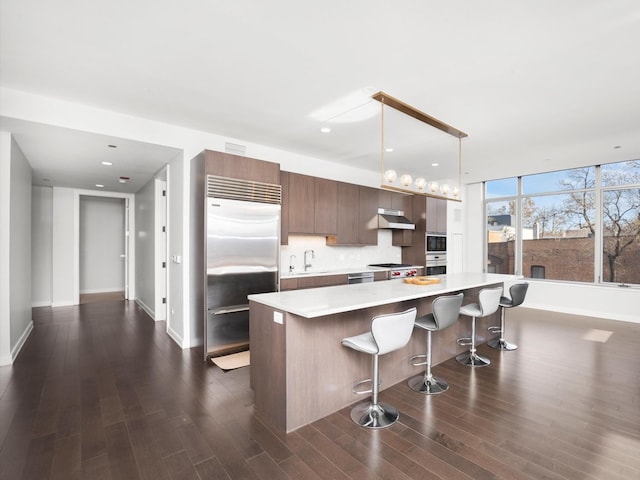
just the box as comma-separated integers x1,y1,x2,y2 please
456,351,491,367
487,338,518,350
408,373,449,394
349,401,399,428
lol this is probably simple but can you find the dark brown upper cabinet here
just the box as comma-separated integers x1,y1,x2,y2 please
285,172,337,237
326,183,378,246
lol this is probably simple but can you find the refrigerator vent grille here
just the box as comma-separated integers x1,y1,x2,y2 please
207,175,281,204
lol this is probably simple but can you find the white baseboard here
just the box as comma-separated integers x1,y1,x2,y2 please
32,300,51,308
135,298,155,320
167,325,185,348
79,288,124,294
0,321,34,365
51,300,76,307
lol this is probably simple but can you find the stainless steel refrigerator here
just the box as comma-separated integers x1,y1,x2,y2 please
205,175,280,359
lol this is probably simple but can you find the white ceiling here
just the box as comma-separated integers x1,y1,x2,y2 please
1,0,639,192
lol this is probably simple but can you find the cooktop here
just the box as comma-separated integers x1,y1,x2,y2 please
368,263,413,268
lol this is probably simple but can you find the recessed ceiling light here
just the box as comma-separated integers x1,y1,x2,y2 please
320,127,331,133
95,184,105,188
101,161,113,166
431,163,439,167
107,144,117,148
385,147,394,152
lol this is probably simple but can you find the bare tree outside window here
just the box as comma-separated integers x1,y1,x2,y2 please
601,161,640,284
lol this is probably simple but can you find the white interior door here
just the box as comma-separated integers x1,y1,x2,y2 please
155,179,167,320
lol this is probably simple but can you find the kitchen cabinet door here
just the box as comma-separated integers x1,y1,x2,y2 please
333,182,359,244
401,195,427,266
426,197,447,234
327,183,377,246
204,150,279,184
379,189,412,212
358,186,378,245
297,274,347,289
288,173,315,234
280,171,289,245
314,177,337,235
280,278,298,291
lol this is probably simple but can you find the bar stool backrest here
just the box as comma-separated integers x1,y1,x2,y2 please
509,282,529,308
432,293,464,330
478,286,503,317
371,307,417,355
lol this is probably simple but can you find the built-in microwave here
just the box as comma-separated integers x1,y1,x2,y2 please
426,234,447,253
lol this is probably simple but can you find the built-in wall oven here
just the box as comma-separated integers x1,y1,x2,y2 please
426,233,447,275
426,234,447,253
426,254,447,275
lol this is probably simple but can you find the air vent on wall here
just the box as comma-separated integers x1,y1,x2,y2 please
206,175,281,205
225,142,246,156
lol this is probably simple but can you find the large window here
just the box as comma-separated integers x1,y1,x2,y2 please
485,160,640,286
487,200,516,274
601,161,640,284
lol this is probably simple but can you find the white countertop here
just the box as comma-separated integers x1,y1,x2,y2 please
249,272,520,318
280,266,390,279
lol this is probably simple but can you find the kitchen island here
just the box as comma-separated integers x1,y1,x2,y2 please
248,272,519,433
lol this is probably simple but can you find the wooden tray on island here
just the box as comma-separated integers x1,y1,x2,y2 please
403,276,442,286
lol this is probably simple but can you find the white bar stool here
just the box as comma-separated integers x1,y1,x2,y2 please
456,286,503,367
488,282,529,351
341,307,417,429
408,293,463,395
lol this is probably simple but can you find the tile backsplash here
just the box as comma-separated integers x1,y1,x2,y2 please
280,230,402,273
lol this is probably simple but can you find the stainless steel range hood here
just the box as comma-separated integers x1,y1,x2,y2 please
377,208,416,230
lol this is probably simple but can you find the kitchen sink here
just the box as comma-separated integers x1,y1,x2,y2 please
290,270,329,276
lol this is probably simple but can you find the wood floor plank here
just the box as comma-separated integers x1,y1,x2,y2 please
194,457,232,480
104,421,140,479
163,450,200,480
246,452,290,480
127,415,171,480
20,432,57,480
51,434,81,480
80,452,111,480
2,302,639,480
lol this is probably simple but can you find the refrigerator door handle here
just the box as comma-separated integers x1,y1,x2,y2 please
209,304,250,315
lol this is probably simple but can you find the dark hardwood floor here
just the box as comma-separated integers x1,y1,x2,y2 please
1,301,639,479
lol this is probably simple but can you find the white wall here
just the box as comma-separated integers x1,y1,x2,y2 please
79,196,125,293
51,187,76,306
31,186,53,306
168,153,186,347
135,176,156,317
0,131,12,364
0,132,33,365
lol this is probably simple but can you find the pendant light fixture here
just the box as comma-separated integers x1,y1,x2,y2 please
372,91,467,201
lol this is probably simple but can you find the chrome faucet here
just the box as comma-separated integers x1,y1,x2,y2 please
304,249,314,271
289,254,296,272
